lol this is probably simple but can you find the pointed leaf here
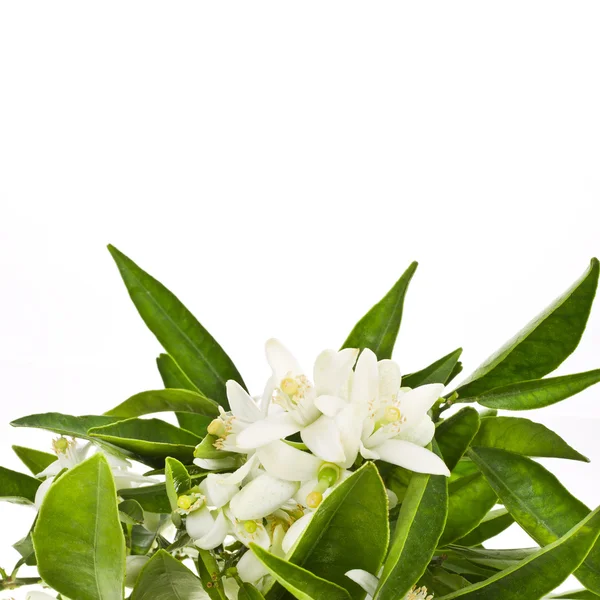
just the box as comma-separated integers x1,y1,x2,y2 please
165,457,193,512
105,389,219,419
436,407,480,472
472,416,588,461
456,258,599,399
403,348,464,388
197,549,227,600
454,508,514,546
469,446,600,594
377,452,448,600
157,353,201,392
33,454,125,600
11,412,123,440
474,369,600,410
118,498,144,525
0,466,40,504
252,544,351,600
342,262,418,359
437,507,600,599
118,483,172,514
548,591,600,599
12,445,57,476
131,549,205,600
176,412,213,436
238,583,267,600
108,245,246,406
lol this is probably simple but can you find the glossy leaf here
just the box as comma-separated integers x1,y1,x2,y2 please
439,473,497,546
445,546,538,571
436,407,480,471
455,508,514,546
342,261,418,359
197,549,227,600
118,499,144,525
12,445,57,476
0,466,41,504
377,454,448,600
131,549,205,600
11,412,123,439
89,417,201,466
119,483,172,514
33,454,125,600
420,568,471,596
403,348,464,388
547,591,600,599
456,258,599,399
108,244,246,406
105,389,219,419
157,353,201,392
269,462,388,600
472,416,588,461
474,369,600,411
437,507,600,599
469,447,600,594
165,457,193,512
238,583,268,600
252,544,351,600
176,412,213,436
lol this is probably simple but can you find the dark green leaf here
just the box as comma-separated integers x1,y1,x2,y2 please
377,452,448,600
131,549,205,600
119,484,172,514
89,418,200,467
474,370,600,411
13,529,36,566
105,389,219,419
472,416,588,461
419,567,471,596
445,546,538,571
176,412,213,436
252,544,351,600
403,348,464,388
165,457,193,512
454,508,514,546
119,499,145,525
268,463,388,600
108,245,246,406
456,258,599,399
197,549,227,600
131,524,160,555
12,445,57,476
157,353,201,392
33,454,125,600
436,407,480,472
11,412,123,439
238,582,267,600
439,473,497,546
547,591,600,599
469,446,600,594
342,262,418,360
0,466,41,504
437,507,600,599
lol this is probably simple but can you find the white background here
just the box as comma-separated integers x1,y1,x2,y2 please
1,2,600,597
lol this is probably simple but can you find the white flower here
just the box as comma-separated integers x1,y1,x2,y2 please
345,570,433,600
236,340,358,462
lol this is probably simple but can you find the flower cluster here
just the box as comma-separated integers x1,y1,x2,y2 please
183,339,449,589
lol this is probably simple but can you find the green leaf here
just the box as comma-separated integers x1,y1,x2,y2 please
439,473,497,546
268,462,388,600
342,261,418,359
252,544,351,600
118,483,172,514
12,445,57,476
197,549,227,600
403,348,464,388
118,499,145,525
131,549,205,600
193,434,234,460
105,389,219,419
89,417,201,466
165,457,193,512
131,523,160,555
11,412,124,439
436,407,481,472
474,369,600,411
437,507,600,599
472,416,588,461
454,508,514,546
176,412,213,436
238,582,267,600
445,546,539,571
108,244,246,406
13,528,37,566
33,454,125,600
157,353,201,392
419,567,471,596
468,446,600,594
547,591,600,599
377,455,448,600
0,466,41,504
456,258,599,399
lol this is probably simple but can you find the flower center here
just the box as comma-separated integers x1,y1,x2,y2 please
306,463,341,508
243,520,258,533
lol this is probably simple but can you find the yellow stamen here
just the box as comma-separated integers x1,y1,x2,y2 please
306,491,323,509
207,419,226,437
385,406,402,423
53,437,70,453
177,495,192,511
281,377,299,396
244,520,258,533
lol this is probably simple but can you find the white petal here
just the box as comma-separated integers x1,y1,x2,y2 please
374,439,450,476
237,549,269,583
236,413,302,449
313,348,358,396
34,477,54,509
113,471,156,489
200,474,239,508
227,380,263,423
196,510,229,550
230,474,299,520
399,415,435,446
301,416,346,463
125,555,150,588
400,383,445,423
345,569,379,597
228,514,271,548
265,338,302,379
218,454,258,487
26,593,57,600
193,457,239,471
335,404,364,469
186,505,215,539
351,349,379,406
36,461,60,478
359,441,381,461
314,394,348,417
294,479,317,507
257,440,321,482
378,360,402,400
282,512,314,555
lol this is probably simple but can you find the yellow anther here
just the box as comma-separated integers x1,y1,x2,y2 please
244,520,258,533
53,437,70,453
306,491,323,509
207,419,226,437
289,508,305,520
177,495,192,511
385,406,402,423
281,377,299,396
